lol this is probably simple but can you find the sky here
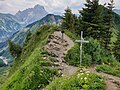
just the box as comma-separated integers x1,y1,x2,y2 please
0,0,120,14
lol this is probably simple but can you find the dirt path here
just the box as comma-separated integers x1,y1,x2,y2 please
89,66,120,90
44,31,77,76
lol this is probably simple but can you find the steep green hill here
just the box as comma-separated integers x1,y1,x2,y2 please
0,25,59,90
0,25,107,90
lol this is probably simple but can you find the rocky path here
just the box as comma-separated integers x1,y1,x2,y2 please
44,31,77,76
89,66,120,90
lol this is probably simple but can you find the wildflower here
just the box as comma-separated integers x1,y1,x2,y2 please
78,73,81,76
84,77,87,80
80,70,83,73
77,73,81,78
81,73,84,75
87,73,89,76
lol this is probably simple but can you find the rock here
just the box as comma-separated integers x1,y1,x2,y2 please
56,58,60,62
49,35,54,39
49,43,54,48
53,40,60,45
54,46,61,51
63,43,69,47
54,62,61,66
54,36,61,40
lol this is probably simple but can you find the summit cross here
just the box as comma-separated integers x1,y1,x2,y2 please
75,31,89,66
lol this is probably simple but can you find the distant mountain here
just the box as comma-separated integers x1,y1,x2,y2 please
113,9,120,15
15,4,48,26
0,13,24,43
11,14,62,45
0,14,62,65
0,4,48,43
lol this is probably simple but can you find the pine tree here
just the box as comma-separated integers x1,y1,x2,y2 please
80,0,102,39
61,7,76,31
113,30,120,61
73,14,79,33
75,15,83,35
102,0,115,50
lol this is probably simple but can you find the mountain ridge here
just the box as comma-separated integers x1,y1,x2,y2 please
0,13,24,43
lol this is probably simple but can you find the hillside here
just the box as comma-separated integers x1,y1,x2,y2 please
0,25,58,89
0,13,24,43
1,24,120,90
0,25,106,90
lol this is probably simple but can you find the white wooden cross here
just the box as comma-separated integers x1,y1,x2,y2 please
75,31,89,66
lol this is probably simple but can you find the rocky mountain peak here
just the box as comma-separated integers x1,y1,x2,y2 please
34,4,44,9
15,4,48,25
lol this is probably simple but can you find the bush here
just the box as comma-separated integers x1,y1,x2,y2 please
65,38,115,66
45,71,105,90
9,40,22,58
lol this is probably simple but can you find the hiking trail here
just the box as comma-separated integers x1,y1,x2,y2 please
44,31,77,76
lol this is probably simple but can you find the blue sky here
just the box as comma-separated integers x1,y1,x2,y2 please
0,0,119,14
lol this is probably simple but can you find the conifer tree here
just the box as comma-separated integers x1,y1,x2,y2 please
73,14,79,33
113,30,120,61
80,0,102,39
62,7,75,31
75,15,83,35
102,0,115,50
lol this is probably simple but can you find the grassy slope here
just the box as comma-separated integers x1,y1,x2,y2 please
0,67,9,86
0,25,60,90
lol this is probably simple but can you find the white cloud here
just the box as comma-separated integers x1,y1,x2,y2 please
0,0,119,14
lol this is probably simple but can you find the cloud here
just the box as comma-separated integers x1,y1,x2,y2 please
0,0,5,1
0,0,119,14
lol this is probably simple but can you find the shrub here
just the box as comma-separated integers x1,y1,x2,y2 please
65,38,115,66
9,40,22,58
45,71,105,90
